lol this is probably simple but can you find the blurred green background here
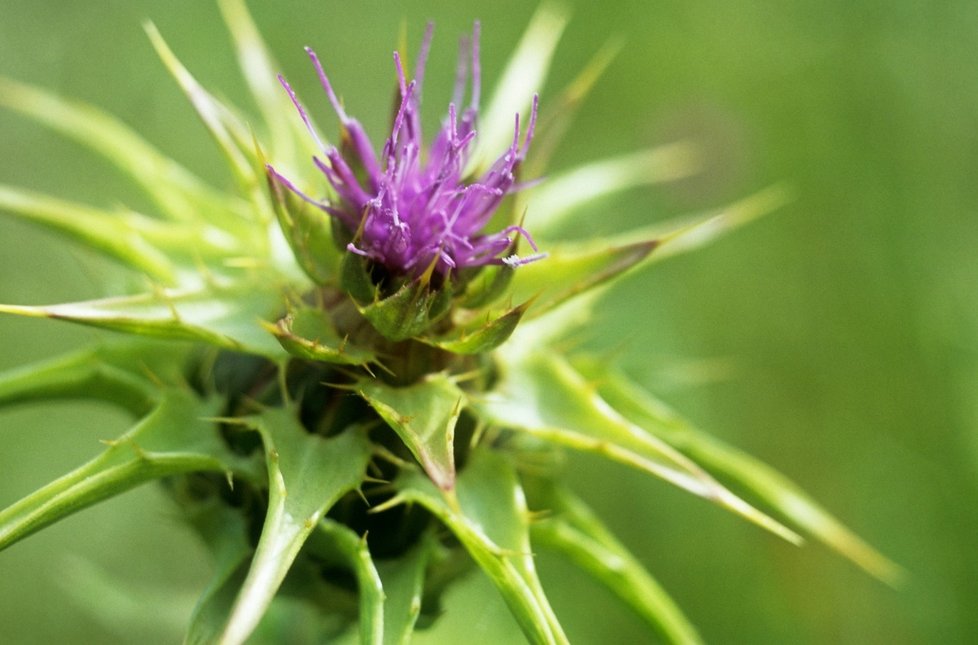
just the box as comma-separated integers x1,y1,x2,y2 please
1,0,976,642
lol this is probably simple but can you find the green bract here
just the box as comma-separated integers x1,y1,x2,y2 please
0,1,899,643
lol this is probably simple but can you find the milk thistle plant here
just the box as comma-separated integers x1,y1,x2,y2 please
0,1,897,643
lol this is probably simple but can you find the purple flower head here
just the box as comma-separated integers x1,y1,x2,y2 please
269,23,545,279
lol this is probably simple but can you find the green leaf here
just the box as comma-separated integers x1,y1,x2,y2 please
378,451,568,645
579,362,904,584
0,346,160,417
183,502,255,645
218,408,372,645
476,353,802,544
0,76,243,225
458,262,516,309
0,390,238,551
377,538,438,645
0,283,286,358
418,300,532,355
266,307,374,366
357,373,464,491
310,519,385,645
529,485,702,645
527,142,702,236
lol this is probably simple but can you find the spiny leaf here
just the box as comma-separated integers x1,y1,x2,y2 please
578,361,904,584
0,390,241,552
0,284,286,358
527,142,702,235
528,484,702,645
476,353,802,544
418,300,532,355
218,409,371,645
357,373,464,491
378,451,568,645
0,346,160,417
0,76,243,225
266,307,374,366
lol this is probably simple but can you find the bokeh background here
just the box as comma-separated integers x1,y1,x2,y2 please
1,1,976,642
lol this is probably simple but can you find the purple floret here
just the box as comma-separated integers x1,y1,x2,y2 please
269,23,544,278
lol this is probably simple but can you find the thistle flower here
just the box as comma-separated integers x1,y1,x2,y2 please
271,24,544,278
0,2,899,644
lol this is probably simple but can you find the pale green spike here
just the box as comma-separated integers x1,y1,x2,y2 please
379,452,569,645
218,410,372,645
584,365,904,585
0,284,286,358
468,3,569,175
0,390,238,552
0,347,156,416
478,353,803,545
217,0,314,169
0,76,241,225
524,37,623,176
530,487,703,645
527,142,703,235
145,23,256,187
0,184,174,281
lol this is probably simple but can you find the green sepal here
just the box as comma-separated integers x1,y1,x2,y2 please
574,358,904,585
358,277,454,343
266,167,342,286
0,390,246,552
458,262,516,310
0,284,286,358
357,373,463,491
378,450,568,645
418,300,533,355
218,408,372,645
528,483,703,645
477,353,802,544
509,240,658,319
341,252,379,305
266,307,374,366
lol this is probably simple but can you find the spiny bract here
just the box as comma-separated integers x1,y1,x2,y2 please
0,1,898,643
